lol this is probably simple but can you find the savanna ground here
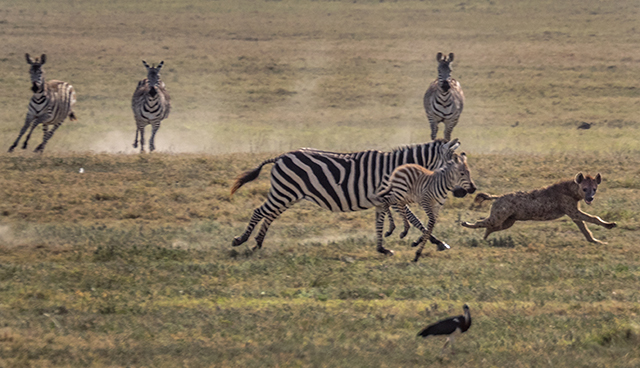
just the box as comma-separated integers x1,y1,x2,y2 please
1,0,639,366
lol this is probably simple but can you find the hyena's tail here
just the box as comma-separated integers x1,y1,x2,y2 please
470,192,498,209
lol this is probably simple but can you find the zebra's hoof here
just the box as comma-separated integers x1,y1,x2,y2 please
377,248,394,256
399,231,408,239
384,230,393,238
231,237,244,247
436,242,450,251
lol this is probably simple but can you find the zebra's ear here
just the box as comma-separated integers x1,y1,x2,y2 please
157,61,164,69
595,173,602,185
40,54,46,65
445,138,460,152
142,60,150,69
574,172,584,184
448,53,454,63
436,52,443,62
26,53,33,65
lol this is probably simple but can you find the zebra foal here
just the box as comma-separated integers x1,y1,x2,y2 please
230,139,462,253
9,54,77,153
423,52,465,141
373,153,476,262
132,60,171,152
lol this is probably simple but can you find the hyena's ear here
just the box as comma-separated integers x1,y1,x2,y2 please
436,52,443,62
448,53,455,63
40,54,46,65
574,172,584,184
595,173,602,185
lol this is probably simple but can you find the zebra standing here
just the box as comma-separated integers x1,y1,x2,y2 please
8,54,77,153
373,153,476,262
230,139,461,253
132,60,171,152
423,52,465,141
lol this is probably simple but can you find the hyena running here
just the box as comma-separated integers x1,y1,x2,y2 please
461,173,616,243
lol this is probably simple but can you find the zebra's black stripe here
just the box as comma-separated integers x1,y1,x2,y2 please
231,139,461,250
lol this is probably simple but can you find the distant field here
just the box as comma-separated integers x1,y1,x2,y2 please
0,0,638,154
1,0,640,367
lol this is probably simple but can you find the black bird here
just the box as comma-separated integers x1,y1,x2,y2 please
417,304,471,354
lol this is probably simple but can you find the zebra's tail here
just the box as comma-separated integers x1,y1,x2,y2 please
230,157,279,196
471,192,498,208
68,112,77,121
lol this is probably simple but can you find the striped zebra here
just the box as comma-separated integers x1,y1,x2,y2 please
423,52,465,141
132,60,171,152
230,139,461,252
8,54,77,153
373,152,476,262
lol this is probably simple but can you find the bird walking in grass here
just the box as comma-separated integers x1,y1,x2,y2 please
418,304,471,354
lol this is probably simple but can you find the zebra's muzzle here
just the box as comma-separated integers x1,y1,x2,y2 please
453,187,467,198
440,80,450,92
31,82,39,93
149,86,157,97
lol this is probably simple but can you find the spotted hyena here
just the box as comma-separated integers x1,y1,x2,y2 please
461,173,617,243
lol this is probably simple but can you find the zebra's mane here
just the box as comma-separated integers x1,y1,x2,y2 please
299,139,448,158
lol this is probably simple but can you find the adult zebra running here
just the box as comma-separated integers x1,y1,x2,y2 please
423,52,465,141
373,153,476,261
132,60,171,152
8,54,77,153
230,139,461,253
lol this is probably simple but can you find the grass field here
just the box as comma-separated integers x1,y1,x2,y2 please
1,0,640,367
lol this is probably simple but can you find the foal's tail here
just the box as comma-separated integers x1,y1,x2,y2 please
470,192,498,209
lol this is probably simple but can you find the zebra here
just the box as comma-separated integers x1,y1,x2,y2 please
423,52,465,141
230,139,462,252
132,60,171,152
372,152,476,262
8,53,77,153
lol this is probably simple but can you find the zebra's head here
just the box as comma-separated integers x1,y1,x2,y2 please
436,52,455,92
448,152,476,198
26,53,46,93
142,60,164,97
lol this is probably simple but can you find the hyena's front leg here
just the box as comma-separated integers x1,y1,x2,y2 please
571,209,617,229
573,220,606,244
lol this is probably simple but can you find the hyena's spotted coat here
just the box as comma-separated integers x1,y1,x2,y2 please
461,173,616,243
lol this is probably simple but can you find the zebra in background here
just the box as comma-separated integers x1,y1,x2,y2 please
423,52,465,141
132,60,171,152
373,152,476,261
230,139,461,253
9,54,77,153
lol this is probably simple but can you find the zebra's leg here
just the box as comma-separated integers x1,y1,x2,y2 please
376,205,394,255
413,201,439,262
9,116,35,152
428,116,440,141
384,207,396,238
390,205,411,239
404,206,449,251
35,122,61,153
139,126,146,153
149,122,161,152
443,118,459,142
22,121,41,150
133,127,140,149
232,207,265,247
